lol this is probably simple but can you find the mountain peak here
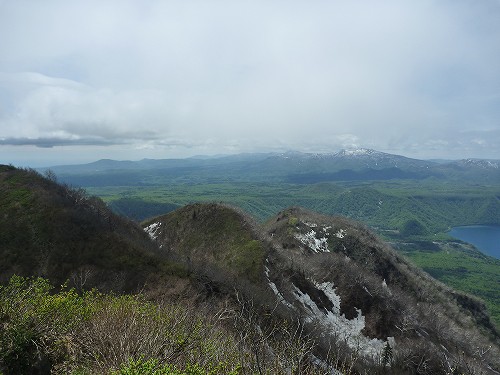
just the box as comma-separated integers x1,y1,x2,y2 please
459,158,499,169
336,148,379,157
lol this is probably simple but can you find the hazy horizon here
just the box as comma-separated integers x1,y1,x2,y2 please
4,146,497,169
2,1,500,166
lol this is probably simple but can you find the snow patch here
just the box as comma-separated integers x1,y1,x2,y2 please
295,229,329,252
295,221,333,252
316,282,341,314
291,280,389,360
265,265,294,309
144,222,161,240
338,148,375,156
303,221,318,228
463,159,499,169
335,229,346,238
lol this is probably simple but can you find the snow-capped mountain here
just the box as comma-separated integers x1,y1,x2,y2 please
456,159,499,169
43,148,500,186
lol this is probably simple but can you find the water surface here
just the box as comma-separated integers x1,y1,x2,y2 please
449,225,500,259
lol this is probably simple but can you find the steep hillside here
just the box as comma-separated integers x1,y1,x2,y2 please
145,203,500,374
0,167,323,374
0,165,185,291
143,203,268,286
264,208,500,372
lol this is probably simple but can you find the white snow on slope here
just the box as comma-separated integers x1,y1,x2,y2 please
294,221,347,252
144,222,161,240
335,229,346,238
302,221,318,228
292,280,389,360
265,265,294,310
294,221,333,253
338,148,375,156
295,229,329,252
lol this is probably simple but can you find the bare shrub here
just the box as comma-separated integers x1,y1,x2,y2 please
65,295,240,374
231,292,331,375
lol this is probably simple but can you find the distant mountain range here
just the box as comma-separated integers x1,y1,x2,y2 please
41,148,500,186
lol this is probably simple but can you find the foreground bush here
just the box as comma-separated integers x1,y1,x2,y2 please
0,276,326,375
0,275,92,373
9,275,493,374
0,276,241,374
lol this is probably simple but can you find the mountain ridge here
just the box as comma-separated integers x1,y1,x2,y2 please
2,164,500,373
144,202,500,373
0,165,186,291
40,148,500,186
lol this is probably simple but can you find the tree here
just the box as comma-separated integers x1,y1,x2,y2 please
400,218,427,236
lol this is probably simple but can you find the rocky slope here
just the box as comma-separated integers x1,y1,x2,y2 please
144,204,500,374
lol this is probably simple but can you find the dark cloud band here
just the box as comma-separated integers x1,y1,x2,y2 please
0,137,119,148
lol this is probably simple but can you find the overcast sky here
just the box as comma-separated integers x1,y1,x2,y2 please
1,0,500,166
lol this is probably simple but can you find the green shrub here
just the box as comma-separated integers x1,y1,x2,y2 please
0,276,243,374
112,357,241,375
0,276,93,374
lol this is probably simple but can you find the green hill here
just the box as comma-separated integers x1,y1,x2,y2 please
143,203,266,284
0,165,184,291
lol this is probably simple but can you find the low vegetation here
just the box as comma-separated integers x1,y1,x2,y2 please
0,275,337,375
0,275,242,374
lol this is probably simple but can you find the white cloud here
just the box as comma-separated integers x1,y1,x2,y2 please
1,0,500,163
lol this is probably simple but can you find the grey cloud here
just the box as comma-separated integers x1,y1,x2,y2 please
0,137,119,148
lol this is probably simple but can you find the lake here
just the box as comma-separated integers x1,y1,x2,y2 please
449,225,500,259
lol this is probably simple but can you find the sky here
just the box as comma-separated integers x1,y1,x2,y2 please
1,0,500,167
